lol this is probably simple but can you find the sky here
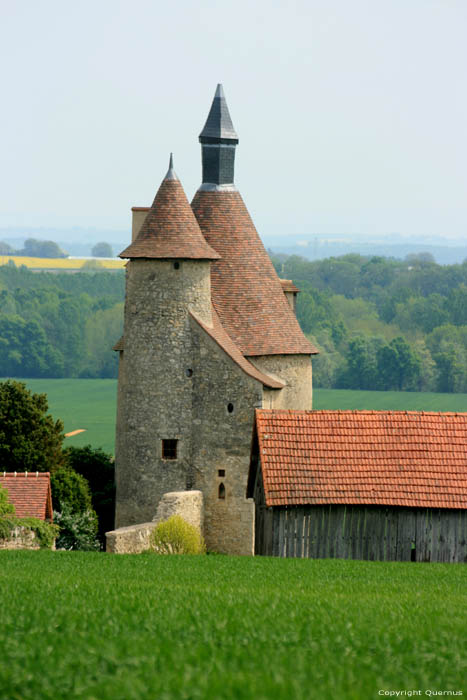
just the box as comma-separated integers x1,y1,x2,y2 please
0,0,466,241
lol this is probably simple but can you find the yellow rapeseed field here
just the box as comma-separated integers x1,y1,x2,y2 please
0,255,126,270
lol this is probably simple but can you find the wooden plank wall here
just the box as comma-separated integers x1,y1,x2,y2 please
257,505,467,563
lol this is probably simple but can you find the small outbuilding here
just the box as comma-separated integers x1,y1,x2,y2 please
247,410,467,563
0,472,53,521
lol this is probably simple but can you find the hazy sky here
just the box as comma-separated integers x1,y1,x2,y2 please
1,0,466,239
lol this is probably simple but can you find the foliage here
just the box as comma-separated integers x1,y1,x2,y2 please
64,445,115,543
0,265,124,379
0,483,15,516
53,503,100,551
0,241,14,255
91,242,113,258
149,515,206,555
16,238,67,258
0,516,58,548
0,554,466,699
50,467,93,514
0,380,65,472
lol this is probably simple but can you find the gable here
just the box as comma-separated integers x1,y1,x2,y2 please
0,472,53,520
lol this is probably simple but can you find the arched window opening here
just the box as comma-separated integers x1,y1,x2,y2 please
218,483,226,500
227,403,234,414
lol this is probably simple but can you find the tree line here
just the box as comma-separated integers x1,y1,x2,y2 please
0,263,124,379
271,251,467,393
2,251,467,392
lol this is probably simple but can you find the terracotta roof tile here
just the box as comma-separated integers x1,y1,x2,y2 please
254,410,467,509
0,472,53,520
120,170,220,260
191,190,317,357
279,279,300,293
191,310,285,389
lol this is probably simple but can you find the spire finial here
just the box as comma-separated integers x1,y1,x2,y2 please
198,85,238,188
164,152,178,181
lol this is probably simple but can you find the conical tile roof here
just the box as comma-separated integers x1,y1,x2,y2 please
120,156,220,260
191,189,317,356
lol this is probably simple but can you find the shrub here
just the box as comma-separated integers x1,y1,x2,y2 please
64,445,115,545
0,484,15,516
53,503,100,551
149,515,206,555
50,467,93,514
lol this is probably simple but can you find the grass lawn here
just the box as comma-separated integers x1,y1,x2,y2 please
313,387,467,412
0,552,465,700
6,379,467,456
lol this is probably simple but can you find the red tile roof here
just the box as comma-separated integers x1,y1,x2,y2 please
120,176,220,260
191,310,285,389
254,410,467,509
279,279,300,293
0,472,53,520
191,190,317,357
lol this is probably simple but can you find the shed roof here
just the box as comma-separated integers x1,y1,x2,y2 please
120,157,220,261
252,410,467,510
191,189,317,357
0,472,53,520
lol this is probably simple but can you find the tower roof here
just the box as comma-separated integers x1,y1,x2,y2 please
120,156,220,260
191,189,317,356
199,84,238,143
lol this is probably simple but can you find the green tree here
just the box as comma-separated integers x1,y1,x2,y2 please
91,242,113,257
64,445,115,543
0,484,15,515
433,345,465,393
19,238,67,258
377,337,421,391
0,380,65,472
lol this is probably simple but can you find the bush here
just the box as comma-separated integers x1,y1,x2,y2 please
53,503,100,551
50,467,93,514
0,484,15,516
148,515,206,555
64,446,115,545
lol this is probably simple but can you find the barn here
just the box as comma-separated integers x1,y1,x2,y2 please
247,410,467,563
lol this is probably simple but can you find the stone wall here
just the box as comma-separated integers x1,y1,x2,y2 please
252,354,313,410
190,319,260,555
0,526,41,550
115,258,212,527
106,490,203,554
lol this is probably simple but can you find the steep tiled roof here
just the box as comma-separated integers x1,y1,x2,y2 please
191,190,317,357
254,410,467,509
279,279,300,293
120,159,220,260
191,310,285,389
0,472,53,520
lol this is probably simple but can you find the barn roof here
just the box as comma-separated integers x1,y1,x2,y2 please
191,189,317,357
120,156,220,261
251,410,467,509
0,472,53,520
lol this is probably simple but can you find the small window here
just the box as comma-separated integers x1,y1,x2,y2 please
218,469,225,477
218,483,225,499
185,369,193,377
162,439,178,460
173,262,180,270
227,403,234,414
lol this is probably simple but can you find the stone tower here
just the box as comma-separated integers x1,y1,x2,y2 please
114,156,220,527
114,86,317,554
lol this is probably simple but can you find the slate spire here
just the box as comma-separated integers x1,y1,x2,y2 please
199,84,238,189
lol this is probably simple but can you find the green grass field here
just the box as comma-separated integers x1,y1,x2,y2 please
0,552,465,700
7,379,467,456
